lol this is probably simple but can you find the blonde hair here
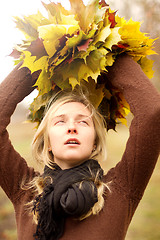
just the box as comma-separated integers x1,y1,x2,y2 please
30,90,108,221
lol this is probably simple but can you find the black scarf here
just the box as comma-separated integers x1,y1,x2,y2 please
33,159,104,240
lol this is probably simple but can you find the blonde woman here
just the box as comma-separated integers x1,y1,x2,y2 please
0,54,159,240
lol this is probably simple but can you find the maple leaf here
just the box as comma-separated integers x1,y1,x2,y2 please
69,0,106,33
103,27,121,50
93,24,111,45
139,57,154,79
38,24,66,57
80,78,104,109
29,90,55,123
86,49,107,75
9,49,21,59
20,51,48,73
50,71,71,90
107,10,117,28
42,1,62,23
14,16,38,40
42,1,70,23
69,77,80,89
14,11,49,40
34,69,52,95
67,30,83,49
38,23,79,57
26,38,48,59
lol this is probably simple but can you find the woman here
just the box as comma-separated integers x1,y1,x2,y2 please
0,54,160,240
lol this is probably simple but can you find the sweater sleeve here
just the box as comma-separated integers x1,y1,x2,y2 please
107,54,160,200
0,64,40,203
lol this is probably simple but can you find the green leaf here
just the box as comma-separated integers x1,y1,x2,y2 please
86,50,106,73
67,29,83,49
60,59,85,82
50,72,71,90
34,69,52,95
80,78,104,109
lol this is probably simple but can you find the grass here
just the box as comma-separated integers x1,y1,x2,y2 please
0,119,160,240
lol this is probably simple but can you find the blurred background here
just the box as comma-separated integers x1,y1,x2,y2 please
0,0,160,239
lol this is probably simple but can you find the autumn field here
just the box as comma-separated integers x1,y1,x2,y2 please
0,110,160,240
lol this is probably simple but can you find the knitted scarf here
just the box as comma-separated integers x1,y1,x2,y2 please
33,159,104,240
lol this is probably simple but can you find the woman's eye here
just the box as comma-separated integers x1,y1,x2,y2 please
79,120,88,125
55,120,65,125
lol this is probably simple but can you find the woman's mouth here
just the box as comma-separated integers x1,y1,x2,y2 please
65,138,80,145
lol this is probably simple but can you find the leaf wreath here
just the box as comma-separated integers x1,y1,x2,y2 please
10,0,157,130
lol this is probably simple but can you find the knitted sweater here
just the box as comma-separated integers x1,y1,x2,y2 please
0,55,160,240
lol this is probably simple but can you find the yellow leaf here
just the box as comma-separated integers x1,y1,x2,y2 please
60,14,79,26
118,106,130,127
38,23,79,57
78,63,100,82
119,18,143,39
69,0,106,33
103,27,121,50
34,69,52,95
140,57,154,79
38,24,66,57
69,77,80,89
20,51,48,73
94,25,111,45
105,53,115,66
98,47,109,56
115,15,126,27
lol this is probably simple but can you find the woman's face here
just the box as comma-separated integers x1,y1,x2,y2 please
48,102,96,169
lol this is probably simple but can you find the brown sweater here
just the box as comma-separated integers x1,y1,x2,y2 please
0,55,160,240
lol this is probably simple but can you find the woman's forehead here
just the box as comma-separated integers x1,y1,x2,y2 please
52,101,92,117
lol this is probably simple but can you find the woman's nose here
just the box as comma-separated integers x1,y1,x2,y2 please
67,122,78,134
68,128,77,134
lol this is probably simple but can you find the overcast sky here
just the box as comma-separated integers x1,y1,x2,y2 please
0,0,73,83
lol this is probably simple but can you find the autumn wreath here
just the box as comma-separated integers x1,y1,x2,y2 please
11,0,157,130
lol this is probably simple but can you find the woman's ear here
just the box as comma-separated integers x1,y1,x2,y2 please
48,147,52,152
92,144,97,152
48,143,52,152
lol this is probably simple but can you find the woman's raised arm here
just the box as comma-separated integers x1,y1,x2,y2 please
107,54,160,200
0,64,40,203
